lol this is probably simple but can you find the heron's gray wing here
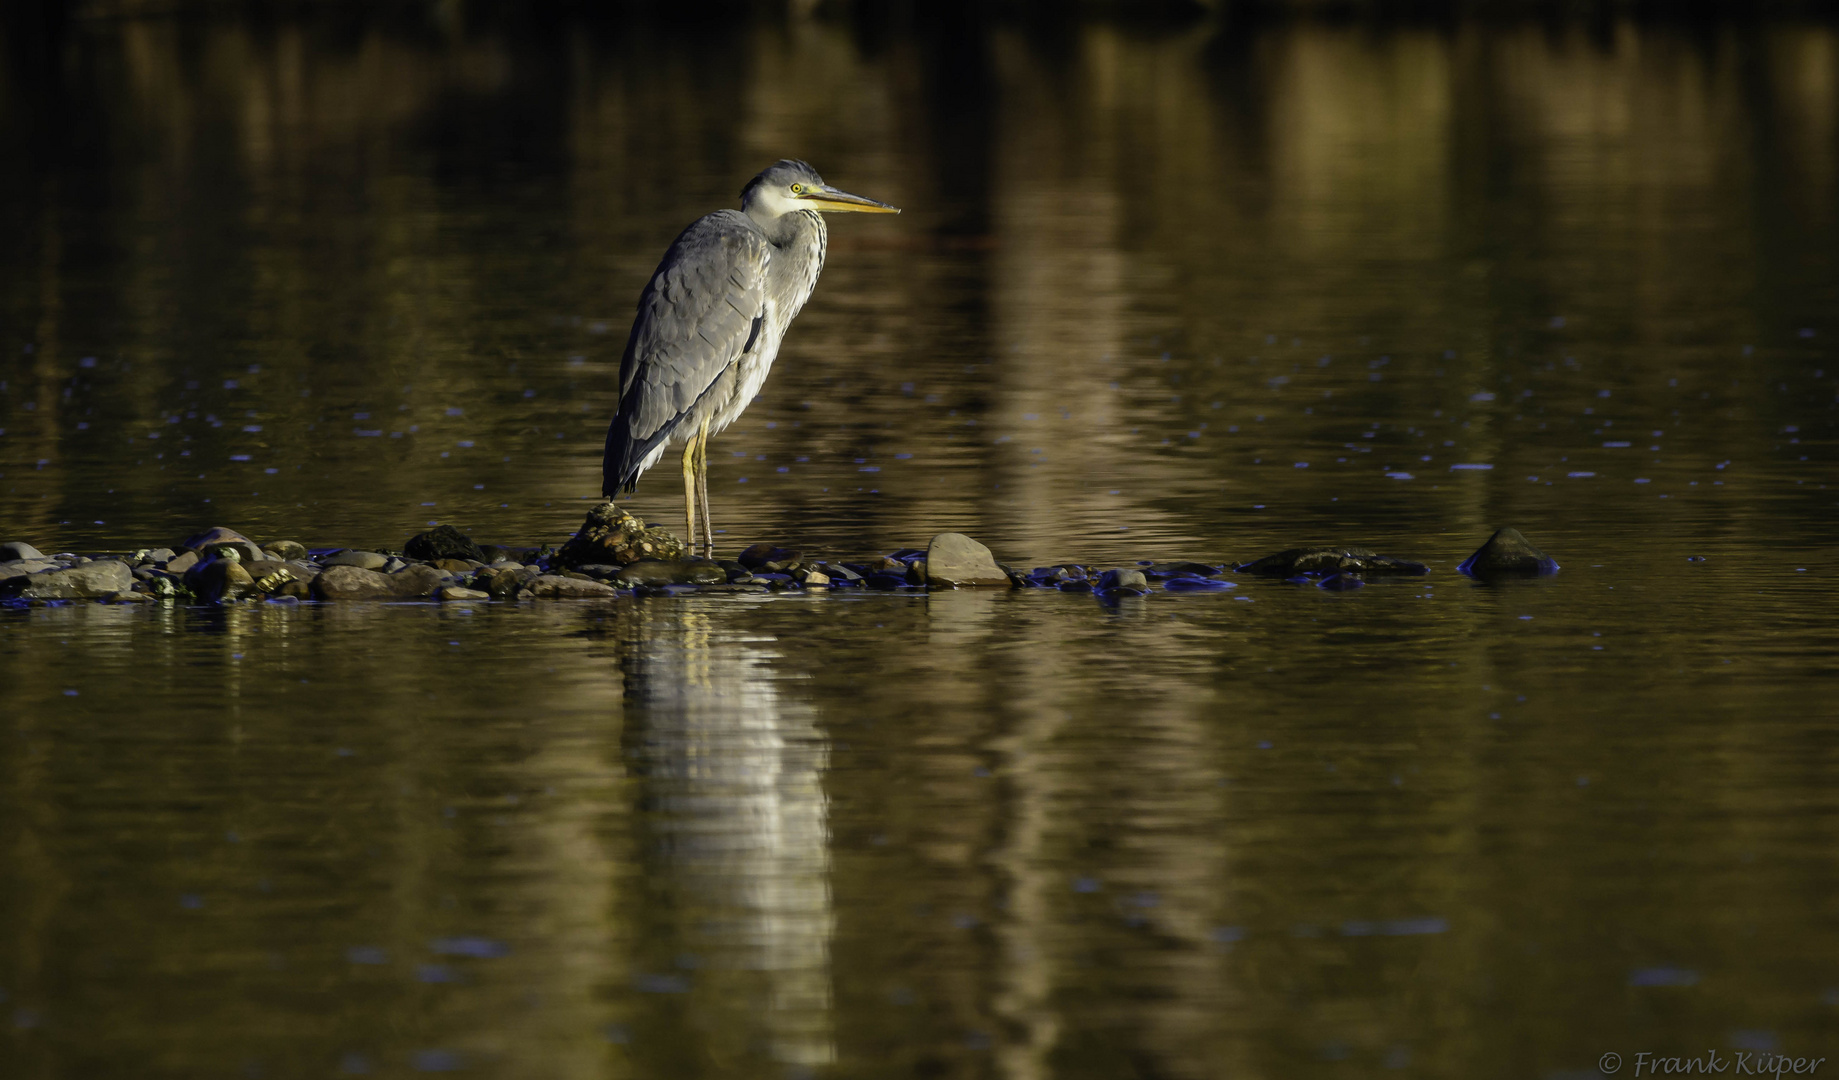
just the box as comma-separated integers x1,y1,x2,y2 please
603,210,770,495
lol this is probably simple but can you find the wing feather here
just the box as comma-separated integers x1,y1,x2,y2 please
602,210,770,495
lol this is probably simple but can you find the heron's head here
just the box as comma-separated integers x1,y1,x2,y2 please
741,160,899,222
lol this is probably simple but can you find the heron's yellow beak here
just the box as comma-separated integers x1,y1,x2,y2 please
799,185,900,214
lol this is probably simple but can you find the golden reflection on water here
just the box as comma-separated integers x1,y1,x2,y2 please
2,5,1839,1079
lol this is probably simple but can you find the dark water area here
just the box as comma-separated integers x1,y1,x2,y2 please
3,4,1839,1078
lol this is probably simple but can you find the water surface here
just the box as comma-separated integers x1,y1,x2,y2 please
2,6,1837,1078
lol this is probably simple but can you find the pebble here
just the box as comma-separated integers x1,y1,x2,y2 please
924,532,1011,588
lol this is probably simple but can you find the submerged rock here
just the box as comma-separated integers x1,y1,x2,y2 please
405,525,486,564
924,532,1011,588
1,559,132,599
556,501,686,567
1316,573,1366,591
1458,527,1560,578
0,541,45,561
1236,547,1429,578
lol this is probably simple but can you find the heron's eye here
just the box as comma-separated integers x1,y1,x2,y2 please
790,183,804,194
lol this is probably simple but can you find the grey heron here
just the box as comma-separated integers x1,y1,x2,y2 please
601,160,900,556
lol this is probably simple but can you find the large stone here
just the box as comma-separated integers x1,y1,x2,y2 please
180,526,255,552
202,540,265,564
405,525,486,564
186,554,257,603
0,541,45,561
2,559,132,599
309,564,442,600
924,532,1012,588
389,564,447,599
0,559,58,583
322,550,389,571
556,501,686,568
164,550,201,574
523,574,620,599
1235,547,1429,578
262,540,308,561
1458,527,1559,578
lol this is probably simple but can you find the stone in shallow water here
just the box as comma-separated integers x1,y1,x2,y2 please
737,543,802,571
322,550,389,571
1097,568,1150,595
1,559,132,599
0,541,45,561
314,566,428,599
1235,547,1429,578
1458,527,1560,578
1317,573,1366,591
262,540,308,561
925,532,1011,588
405,525,486,564
186,554,258,603
203,540,266,564
615,559,725,586
0,559,58,583
523,575,619,599
164,550,201,574
439,586,490,602
557,501,686,567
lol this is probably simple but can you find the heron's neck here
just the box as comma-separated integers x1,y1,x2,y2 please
763,209,826,314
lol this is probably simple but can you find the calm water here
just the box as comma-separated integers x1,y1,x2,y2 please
3,6,1839,1078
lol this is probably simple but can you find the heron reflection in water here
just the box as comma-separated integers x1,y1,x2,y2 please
601,160,900,556
621,608,835,1067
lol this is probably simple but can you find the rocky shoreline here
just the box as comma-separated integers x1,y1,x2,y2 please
0,502,1559,607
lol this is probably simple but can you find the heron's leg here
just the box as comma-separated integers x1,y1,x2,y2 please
681,433,699,551
695,418,714,557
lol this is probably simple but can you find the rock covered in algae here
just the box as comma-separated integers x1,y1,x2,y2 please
924,532,1011,588
1235,547,1429,578
556,501,686,568
1458,527,1559,578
